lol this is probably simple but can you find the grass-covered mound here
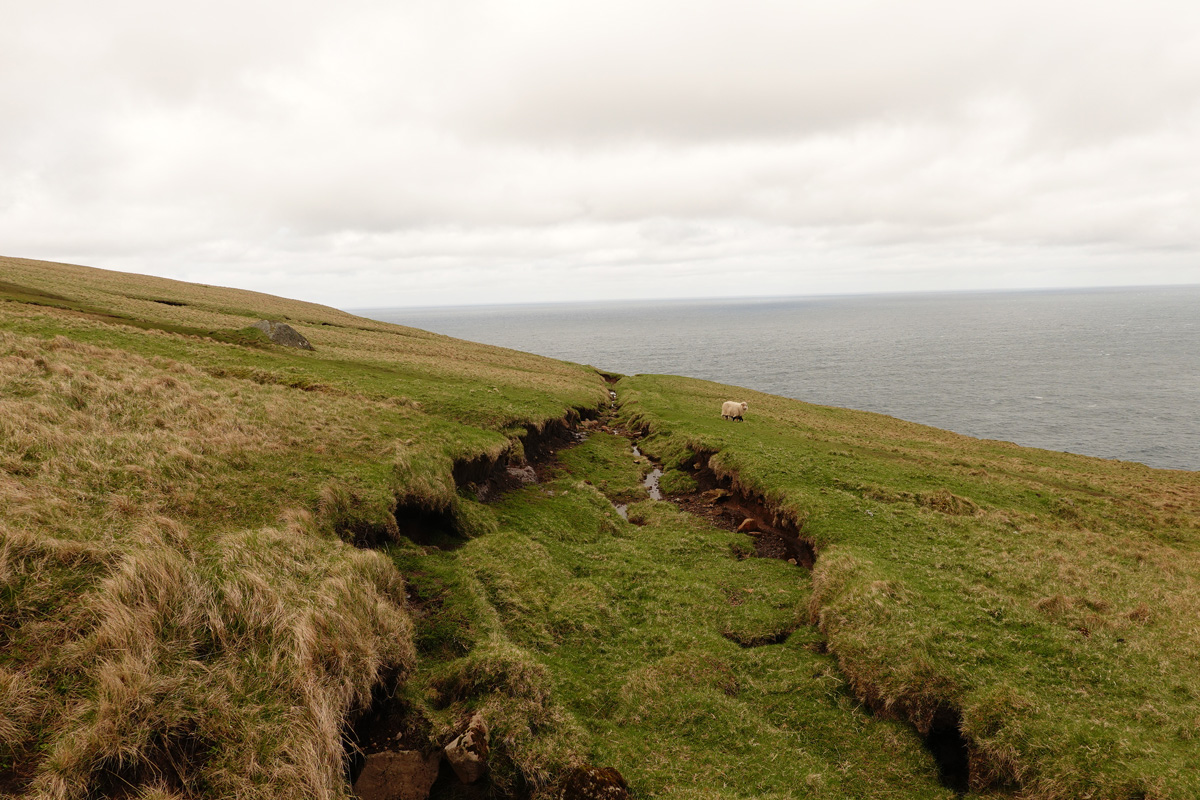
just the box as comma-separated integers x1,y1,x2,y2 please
619,374,1200,799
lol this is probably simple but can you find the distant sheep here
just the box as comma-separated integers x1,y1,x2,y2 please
721,400,748,422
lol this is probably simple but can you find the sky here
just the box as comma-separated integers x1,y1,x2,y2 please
2,0,1198,309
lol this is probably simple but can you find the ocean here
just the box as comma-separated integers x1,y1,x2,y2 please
357,286,1200,472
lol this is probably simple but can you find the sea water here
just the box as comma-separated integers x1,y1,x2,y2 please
357,286,1200,471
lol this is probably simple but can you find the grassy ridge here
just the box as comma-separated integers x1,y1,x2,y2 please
618,373,1200,798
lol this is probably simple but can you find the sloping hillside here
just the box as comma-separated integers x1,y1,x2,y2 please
2,256,1197,800
620,374,1200,798
0,256,604,799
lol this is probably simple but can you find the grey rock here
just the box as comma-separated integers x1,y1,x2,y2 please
444,713,489,784
251,319,314,350
506,465,538,485
353,750,441,800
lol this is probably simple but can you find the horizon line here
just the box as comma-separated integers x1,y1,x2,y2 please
348,280,1200,314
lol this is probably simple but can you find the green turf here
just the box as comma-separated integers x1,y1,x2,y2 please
390,432,955,799
616,373,1200,799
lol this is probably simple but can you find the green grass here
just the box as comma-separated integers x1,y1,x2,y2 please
3,255,1198,800
0,277,280,349
617,373,1200,799
389,432,954,799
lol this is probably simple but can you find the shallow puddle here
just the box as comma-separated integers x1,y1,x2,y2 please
632,445,663,500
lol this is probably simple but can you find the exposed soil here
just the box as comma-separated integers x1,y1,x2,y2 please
348,693,528,800
925,706,970,795
349,691,437,764
391,409,592,550
0,752,37,797
672,488,815,567
560,765,629,800
459,414,590,502
394,505,460,547
427,762,529,800
90,729,212,799
721,628,795,648
630,442,817,569
476,464,539,499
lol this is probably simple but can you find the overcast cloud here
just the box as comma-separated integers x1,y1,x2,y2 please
2,0,1197,307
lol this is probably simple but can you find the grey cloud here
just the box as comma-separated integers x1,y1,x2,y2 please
442,1,1200,145
1,0,1198,307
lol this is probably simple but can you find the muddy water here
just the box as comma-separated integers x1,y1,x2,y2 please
634,445,663,500
613,445,662,519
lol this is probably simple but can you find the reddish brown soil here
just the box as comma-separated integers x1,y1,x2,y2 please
352,697,435,756
668,487,814,567
0,755,36,798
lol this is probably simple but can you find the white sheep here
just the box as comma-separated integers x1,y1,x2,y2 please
721,400,748,422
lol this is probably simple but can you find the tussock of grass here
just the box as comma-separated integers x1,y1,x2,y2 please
13,514,414,800
0,668,42,751
657,467,698,495
317,481,400,547
392,445,463,515
434,642,587,794
389,532,590,795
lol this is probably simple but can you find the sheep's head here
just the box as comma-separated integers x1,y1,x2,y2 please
740,402,748,412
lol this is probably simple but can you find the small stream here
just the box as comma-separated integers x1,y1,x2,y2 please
635,445,664,500
614,445,662,519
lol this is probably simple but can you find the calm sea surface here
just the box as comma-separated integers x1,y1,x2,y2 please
357,287,1200,471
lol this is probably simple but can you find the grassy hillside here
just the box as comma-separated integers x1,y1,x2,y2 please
619,375,1200,798
2,256,1197,800
0,257,604,799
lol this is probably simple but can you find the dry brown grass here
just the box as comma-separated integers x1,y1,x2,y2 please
0,325,444,540
0,256,601,419
0,327,417,797
4,505,414,799
0,669,42,749
0,254,585,382
1,256,608,798
0,256,361,330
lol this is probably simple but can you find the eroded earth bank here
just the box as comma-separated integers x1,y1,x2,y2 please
355,408,962,800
